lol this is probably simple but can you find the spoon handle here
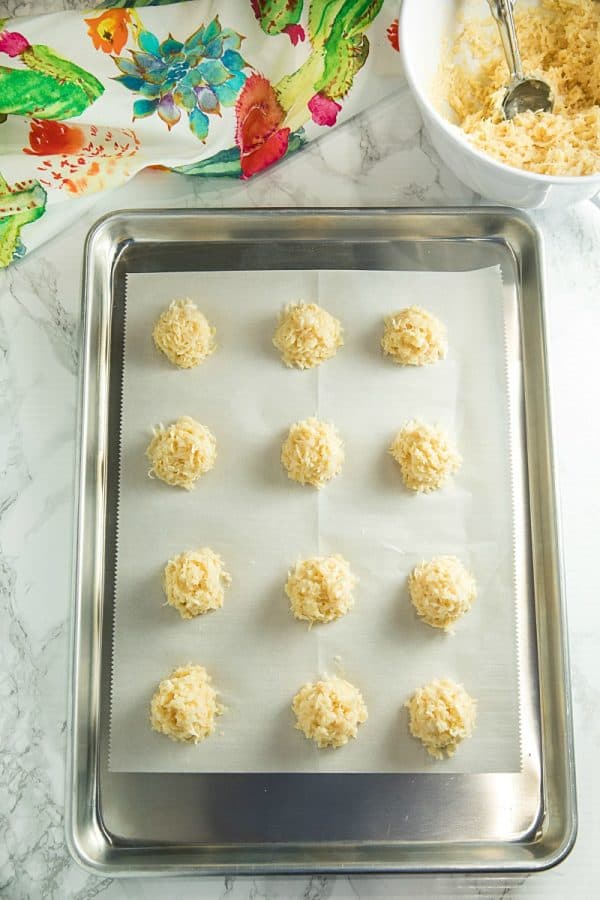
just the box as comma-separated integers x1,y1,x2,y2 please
487,0,524,82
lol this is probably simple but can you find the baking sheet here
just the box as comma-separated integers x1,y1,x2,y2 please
109,266,520,774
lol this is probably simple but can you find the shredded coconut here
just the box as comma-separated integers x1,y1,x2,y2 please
163,548,231,620
292,676,368,749
153,299,216,368
382,306,447,366
406,678,477,759
442,0,600,175
150,664,223,743
285,555,357,625
390,420,461,493
409,556,477,631
408,556,477,631
146,416,216,490
281,417,344,488
273,302,343,369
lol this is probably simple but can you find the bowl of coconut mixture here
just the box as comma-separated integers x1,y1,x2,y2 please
400,0,600,208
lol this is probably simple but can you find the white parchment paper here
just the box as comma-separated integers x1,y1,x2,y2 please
109,267,520,773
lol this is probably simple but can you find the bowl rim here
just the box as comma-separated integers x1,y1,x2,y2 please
399,0,600,187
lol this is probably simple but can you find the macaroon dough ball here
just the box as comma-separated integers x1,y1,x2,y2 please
292,676,368,749
273,302,343,369
381,306,447,366
406,678,477,759
150,664,223,743
163,548,232,620
409,556,476,631
153,299,216,369
146,415,216,490
389,420,461,492
281,417,344,488
285,554,357,625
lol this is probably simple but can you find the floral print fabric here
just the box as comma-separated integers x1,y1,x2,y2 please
0,0,401,268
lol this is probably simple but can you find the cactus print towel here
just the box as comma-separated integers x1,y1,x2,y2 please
0,0,401,268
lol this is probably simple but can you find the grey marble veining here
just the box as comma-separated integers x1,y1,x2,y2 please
1,0,91,16
1,1,600,899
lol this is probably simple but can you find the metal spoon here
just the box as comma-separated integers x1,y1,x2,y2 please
487,0,553,119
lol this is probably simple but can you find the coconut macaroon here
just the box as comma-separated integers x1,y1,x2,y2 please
281,417,344,488
381,306,447,366
153,299,216,369
150,664,223,744
292,676,368,749
285,555,357,625
406,678,477,759
146,416,216,490
273,302,343,369
409,556,476,631
389,420,461,492
163,548,232,620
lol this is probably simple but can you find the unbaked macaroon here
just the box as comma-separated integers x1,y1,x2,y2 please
292,676,368,749
382,306,447,366
389,420,461,492
146,415,216,490
153,299,216,368
285,554,356,625
150,663,223,743
281,417,344,488
406,678,476,759
163,548,231,620
409,556,476,631
273,302,343,369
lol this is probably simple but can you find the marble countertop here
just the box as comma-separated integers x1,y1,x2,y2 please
2,2,599,898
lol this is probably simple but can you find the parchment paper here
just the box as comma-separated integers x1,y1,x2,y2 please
109,266,521,773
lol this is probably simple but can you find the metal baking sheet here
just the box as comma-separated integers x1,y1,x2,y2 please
67,209,576,875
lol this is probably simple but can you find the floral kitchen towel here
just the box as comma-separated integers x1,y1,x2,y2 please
0,0,402,269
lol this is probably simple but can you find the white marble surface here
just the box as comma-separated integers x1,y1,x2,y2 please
1,2,600,898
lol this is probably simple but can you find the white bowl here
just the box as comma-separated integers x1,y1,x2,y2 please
400,0,600,208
